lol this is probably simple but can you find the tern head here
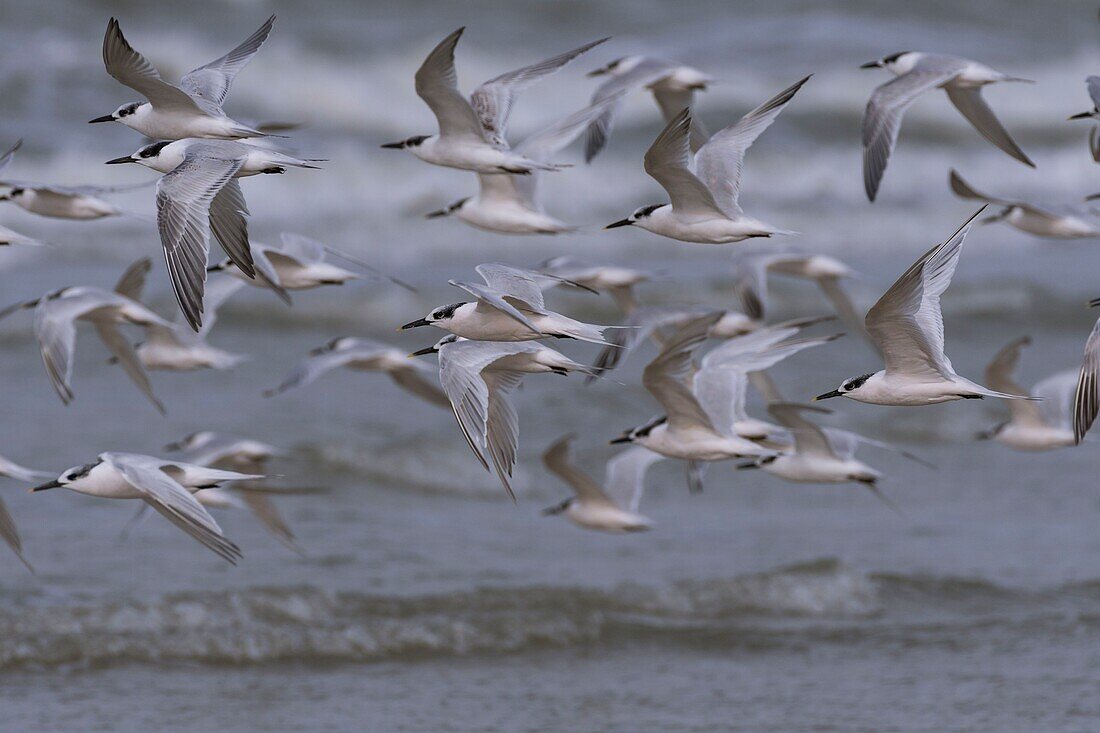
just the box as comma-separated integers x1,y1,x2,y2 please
587,56,643,78
163,431,215,453
106,140,172,167
611,415,667,444
0,187,24,202
89,102,143,125
606,203,663,229
425,197,470,219
541,497,574,516
400,302,467,331
409,333,459,357
381,135,430,150
981,207,1013,225
815,372,874,401
860,52,915,74
30,459,102,492
1069,109,1097,121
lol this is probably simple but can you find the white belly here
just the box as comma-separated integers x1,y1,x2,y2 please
566,503,652,533
995,424,1075,452
1010,210,1099,239
764,455,877,484
459,202,570,235
415,141,532,175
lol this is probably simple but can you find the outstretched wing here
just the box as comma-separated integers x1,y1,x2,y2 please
180,15,275,106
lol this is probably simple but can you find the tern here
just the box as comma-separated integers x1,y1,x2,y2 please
584,56,712,161
815,208,1033,406
0,454,51,572
107,138,320,331
535,256,653,315
860,52,1034,201
605,76,809,243
0,223,43,247
979,336,1076,451
400,263,615,345
1069,76,1100,122
611,313,775,466
540,435,661,532
424,96,620,234
265,336,450,408
382,28,605,174
435,338,592,499
1072,314,1100,444
30,452,258,563
949,169,1100,239
0,259,171,412
0,139,150,220
91,16,274,140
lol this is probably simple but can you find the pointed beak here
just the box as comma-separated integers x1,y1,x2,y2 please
408,346,438,357
399,318,432,331
163,441,182,452
104,155,133,165
1089,297,1100,308
380,141,405,149
29,478,62,492
980,213,1006,225
586,68,607,78
609,435,632,445
1069,111,1094,120
604,218,632,229
814,390,843,401
736,461,760,470
88,115,115,124
859,61,882,69
424,208,450,219
541,504,567,516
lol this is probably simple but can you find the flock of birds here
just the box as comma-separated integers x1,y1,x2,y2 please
1,17,1100,571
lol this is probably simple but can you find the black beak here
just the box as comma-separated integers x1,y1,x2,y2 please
736,461,760,470
586,68,607,78
609,435,632,445
88,115,115,124
424,208,450,219
814,390,843,401
1088,297,1100,308
1069,111,1094,120
541,503,568,516
408,346,438,357
163,441,182,452
105,155,133,165
604,219,632,229
400,318,432,330
29,479,62,492
859,61,881,69
979,214,1005,225
380,141,405,149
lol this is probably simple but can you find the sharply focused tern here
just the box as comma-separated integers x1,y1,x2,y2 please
91,16,275,140
861,52,1034,201
541,435,661,532
606,76,809,243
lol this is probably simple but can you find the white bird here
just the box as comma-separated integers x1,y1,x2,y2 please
0,223,43,247
30,452,258,563
979,336,1076,451
107,138,320,331
209,232,412,305
583,55,712,162
815,208,1033,406
90,16,274,140
424,95,620,234
381,28,605,174
949,169,1100,239
1072,313,1100,444
265,336,450,408
605,76,809,243
0,139,150,221
729,250,876,352
435,338,593,499
535,256,653,315
0,260,172,412
860,52,1034,201
400,263,615,345
115,263,248,372
0,454,51,572
611,313,775,467
1069,76,1100,122
540,435,661,532
163,431,283,468
738,403,901,511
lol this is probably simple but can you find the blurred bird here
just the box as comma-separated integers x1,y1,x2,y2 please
979,336,1076,450
0,454,52,572
535,256,654,315
948,169,1100,239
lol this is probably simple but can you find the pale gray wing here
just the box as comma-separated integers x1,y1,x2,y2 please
449,280,543,333
695,75,810,217
33,292,106,404
470,37,607,147
603,446,664,512
198,276,244,336
816,276,877,354
0,497,32,573
693,365,750,436
652,85,708,150
865,208,984,379
863,68,958,200
767,403,836,457
248,244,293,305
180,15,275,106
236,489,302,554
945,85,1034,167
156,150,245,331
484,369,524,500
93,321,166,414
642,313,723,432
983,336,1041,428
113,257,151,301
475,263,547,310
264,348,376,397
104,452,241,564
948,169,1010,206
1033,369,1079,431
414,28,487,142
0,455,51,482
1089,76,1100,108
277,232,325,263
0,138,21,176
1074,315,1100,443
102,18,206,114
643,108,725,218
541,435,610,504
729,251,794,320
0,224,43,248
389,367,451,408
316,243,417,292
591,305,708,378
209,178,254,279
584,58,678,162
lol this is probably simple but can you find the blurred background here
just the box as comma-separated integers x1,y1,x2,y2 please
2,1,1100,731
